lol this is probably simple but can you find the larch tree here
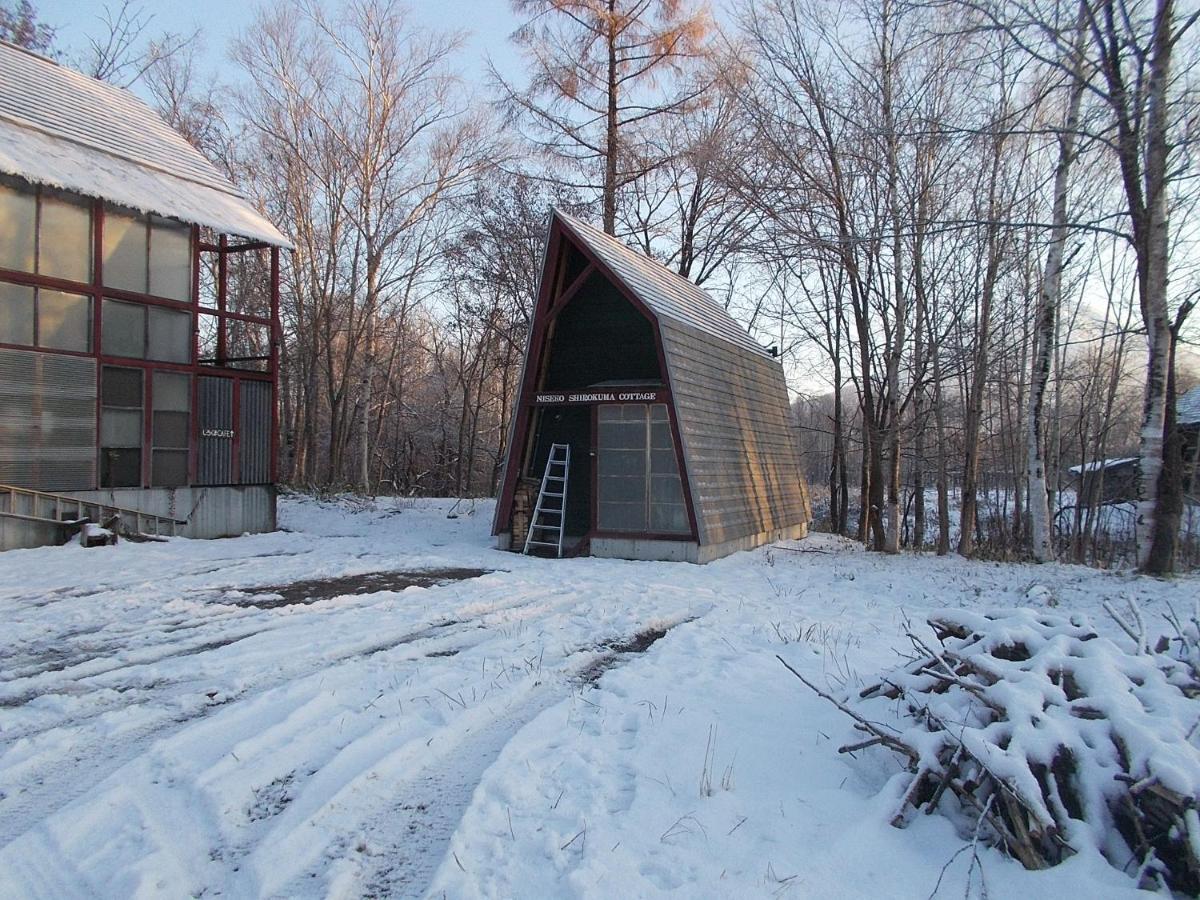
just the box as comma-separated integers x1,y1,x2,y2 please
496,0,712,234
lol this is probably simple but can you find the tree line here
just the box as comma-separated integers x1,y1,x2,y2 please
4,0,1198,572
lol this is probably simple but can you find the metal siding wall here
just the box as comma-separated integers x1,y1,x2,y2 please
0,347,96,490
197,376,233,485
238,380,271,484
660,319,812,547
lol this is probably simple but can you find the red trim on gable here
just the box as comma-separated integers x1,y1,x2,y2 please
493,212,701,545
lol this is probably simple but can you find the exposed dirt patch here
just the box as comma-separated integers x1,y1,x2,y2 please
575,621,688,686
232,568,492,609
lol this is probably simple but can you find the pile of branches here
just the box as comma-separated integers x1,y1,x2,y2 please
781,608,1200,893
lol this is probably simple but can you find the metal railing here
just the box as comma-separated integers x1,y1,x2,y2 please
0,483,188,540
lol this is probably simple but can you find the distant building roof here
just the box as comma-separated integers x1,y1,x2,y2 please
1068,457,1138,476
554,210,770,358
1180,385,1200,427
0,40,290,247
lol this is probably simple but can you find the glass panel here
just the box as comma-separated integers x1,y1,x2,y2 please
650,502,689,533
226,318,270,370
600,475,645,504
650,449,679,475
0,280,35,344
147,305,191,363
152,449,188,486
598,501,647,532
650,474,684,504
102,206,147,293
102,298,145,358
0,179,36,272
149,216,191,301
650,404,669,422
603,422,645,448
598,449,645,478
38,192,92,283
101,447,141,488
102,366,143,407
153,371,190,411
198,313,220,363
38,290,91,351
101,408,142,446
153,411,189,448
651,421,673,450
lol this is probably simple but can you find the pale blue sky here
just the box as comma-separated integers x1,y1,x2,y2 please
35,0,526,89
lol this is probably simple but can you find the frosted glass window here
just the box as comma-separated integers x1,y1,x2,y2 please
149,217,192,301
0,179,36,272
597,403,688,534
39,193,92,283
153,371,190,411
103,207,147,293
101,366,143,488
152,370,191,485
102,298,146,358
0,281,34,344
147,306,191,363
38,290,91,352
152,450,187,486
101,408,142,446
102,366,142,407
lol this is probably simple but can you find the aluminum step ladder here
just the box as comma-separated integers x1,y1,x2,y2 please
523,443,571,557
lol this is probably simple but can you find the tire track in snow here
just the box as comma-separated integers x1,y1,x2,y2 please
0,581,558,850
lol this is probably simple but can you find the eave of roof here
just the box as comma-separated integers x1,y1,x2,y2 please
0,40,291,249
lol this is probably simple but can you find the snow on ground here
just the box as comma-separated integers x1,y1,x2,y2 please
0,496,1196,899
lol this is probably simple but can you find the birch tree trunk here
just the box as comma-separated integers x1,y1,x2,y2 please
1028,4,1087,563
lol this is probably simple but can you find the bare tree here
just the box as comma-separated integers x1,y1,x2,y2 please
496,0,712,233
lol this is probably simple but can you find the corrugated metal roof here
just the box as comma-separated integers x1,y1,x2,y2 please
1180,385,1200,427
0,41,290,248
554,210,771,357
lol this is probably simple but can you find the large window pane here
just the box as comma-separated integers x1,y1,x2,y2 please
147,305,191,363
0,281,34,344
102,207,147,293
149,217,191,301
597,403,688,535
0,179,36,272
39,193,92,283
38,290,91,351
102,298,145,358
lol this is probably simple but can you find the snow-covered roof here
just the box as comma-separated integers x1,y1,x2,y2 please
1179,385,1200,427
0,40,290,248
1068,457,1138,476
554,210,771,358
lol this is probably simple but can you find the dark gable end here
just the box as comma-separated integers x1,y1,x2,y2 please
554,211,811,550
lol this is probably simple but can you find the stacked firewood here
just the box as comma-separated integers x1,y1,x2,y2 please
780,608,1200,893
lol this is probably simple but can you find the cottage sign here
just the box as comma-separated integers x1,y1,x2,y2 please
533,390,661,405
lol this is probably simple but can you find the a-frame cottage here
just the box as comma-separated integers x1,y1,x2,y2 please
493,211,811,563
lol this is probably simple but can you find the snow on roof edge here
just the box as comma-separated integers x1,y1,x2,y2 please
0,117,292,249
1067,457,1138,475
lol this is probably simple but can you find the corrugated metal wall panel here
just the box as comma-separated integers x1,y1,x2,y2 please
238,380,271,484
197,376,233,485
660,319,811,547
0,347,96,490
